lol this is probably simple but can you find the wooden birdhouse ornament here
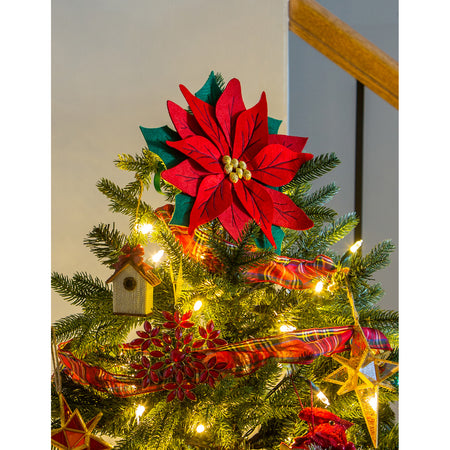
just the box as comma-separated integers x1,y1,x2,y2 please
107,244,161,316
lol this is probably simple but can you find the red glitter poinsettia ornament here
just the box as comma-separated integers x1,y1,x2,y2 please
130,310,227,401
162,78,314,246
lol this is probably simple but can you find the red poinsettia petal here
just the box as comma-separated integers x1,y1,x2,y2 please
214,362,228,371
247,144,309,187
163,366,174,379
184,365,194,378
135,370,148,379
151,326,160,337
206,320,215,333
185,390,197,401
136,331,149,339
183,333,193,345
266,187,314,230
234,179,274,245
150,371,160,383
192,339,206,348
177,388,185,401
207,356,217,369
179,321,195,329
215,78,246,147
206,340,216,349
130,363,143,370
163,382,178,390
151,338,163,347
162,311,174,321
143,321,152,333
176,369,184,384
142,375,151,387
179,84,230,155
166,135,222,174
149,350,165,358
188,174,232,234
151,361,165,371
141,356,150,368
268,134,310,154
162,159,209,197
192,361,206,371
199,371,209,383
213,338,228,347
232,92,268,160
191,351,206,360
166,390,177,402
208,330,220,339
141,340,151,351
167,100,205,139
130,338,144,346
181,381,196,390
182,310,193,321
198,327,207,338
164,321,177,329
174,310,181,323
217,194,253,242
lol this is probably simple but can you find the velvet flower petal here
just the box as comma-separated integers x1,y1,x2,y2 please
247,144,306,187
189,174,232,233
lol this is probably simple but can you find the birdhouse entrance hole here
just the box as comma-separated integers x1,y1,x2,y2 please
123,277,137,291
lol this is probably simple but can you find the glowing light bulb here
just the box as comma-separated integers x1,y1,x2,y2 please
368,393,378,411
317,391,330,406
135,405,145,424
315,281,324,293
350,240,363,253
280,324,296,332
152,250,164,264
196,424,205,433
193,300,203,311
135,223,153,234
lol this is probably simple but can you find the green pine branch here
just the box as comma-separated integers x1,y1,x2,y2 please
51,271,112,307
84,223,127,267
287,153,341,185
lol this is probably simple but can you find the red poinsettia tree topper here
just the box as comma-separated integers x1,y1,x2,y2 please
162,78,314,247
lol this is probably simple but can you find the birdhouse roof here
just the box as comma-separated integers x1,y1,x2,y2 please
106,261,161,287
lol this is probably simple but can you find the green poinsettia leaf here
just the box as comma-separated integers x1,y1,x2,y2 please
255,225,285,254
195,71,224,105
268,117,282,134
170,193,195,227
139,125,184,169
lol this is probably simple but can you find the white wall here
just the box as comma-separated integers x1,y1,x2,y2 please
289,0,398,310
52,0,289,322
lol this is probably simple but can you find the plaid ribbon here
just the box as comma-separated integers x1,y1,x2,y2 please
155,205,343,289
57,326,391,398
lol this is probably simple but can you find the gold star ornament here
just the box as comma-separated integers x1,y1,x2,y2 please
323,332,398,448
51,394,112,450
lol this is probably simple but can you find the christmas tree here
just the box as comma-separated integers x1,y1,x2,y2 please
51,72,398,450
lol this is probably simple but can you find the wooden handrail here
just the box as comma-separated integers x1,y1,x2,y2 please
289,0,398,109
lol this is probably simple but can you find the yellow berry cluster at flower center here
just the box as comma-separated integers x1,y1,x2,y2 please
222,155,252,184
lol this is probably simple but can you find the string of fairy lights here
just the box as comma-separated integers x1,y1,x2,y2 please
130,219,372,436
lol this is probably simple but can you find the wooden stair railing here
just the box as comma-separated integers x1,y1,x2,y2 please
289,0,398,109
